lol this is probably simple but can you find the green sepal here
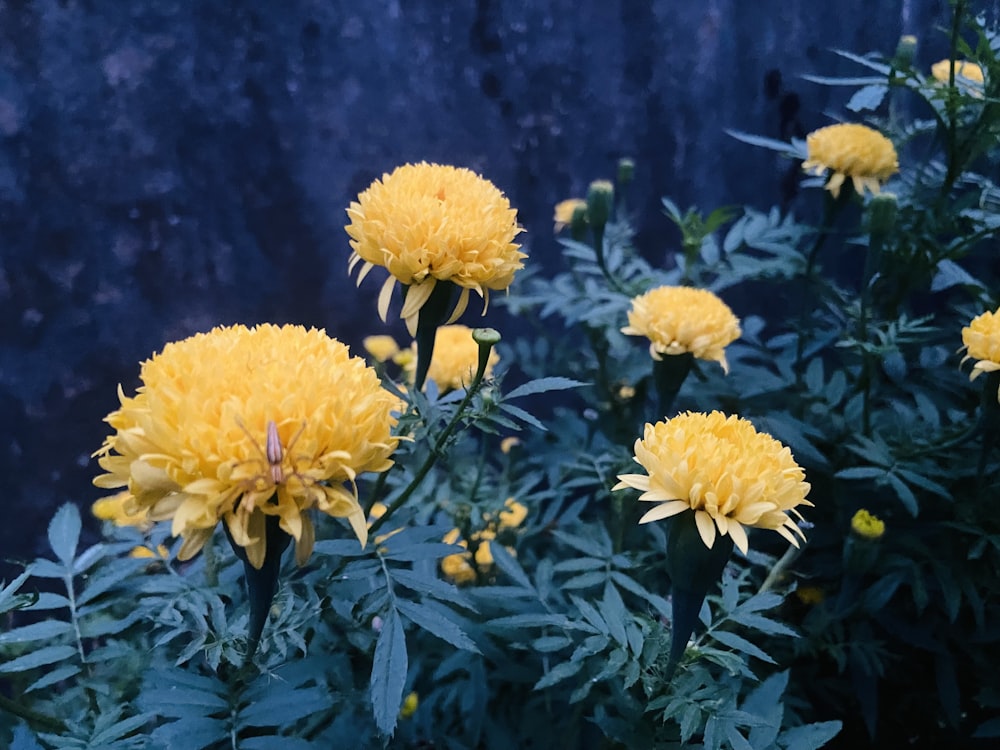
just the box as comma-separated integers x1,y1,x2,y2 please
663,508,734,679
224,514,292,664
411,281,457,392
652,352,694,418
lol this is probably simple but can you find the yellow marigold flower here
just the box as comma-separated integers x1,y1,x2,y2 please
931,59,985,96
346,162,526,334
621,286,741,373
795,585,825,606
93,324,400,569
441,528,477,584
851,509,885,540
473,529,496,566
614,411,812,554
498,497,528,529
92,491,151,529
554,198,586,232
130,544,169,560
405,324,500,392
962,308,1000,401
801,123,899,199
363,335,400,363
499,436,520,454
400,691,419,719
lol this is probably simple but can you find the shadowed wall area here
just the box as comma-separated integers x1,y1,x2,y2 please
0,0,950,568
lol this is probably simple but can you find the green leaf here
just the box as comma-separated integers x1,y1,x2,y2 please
243,739,317,750
382,542,461,562
0,619,73,645
47,503,81,567
151,718,228,750
834,467,885,480
26,664,81,693
490,543,533,590
11,725,45,750
370,608,408,737
725,130,802,157
141,686,229,713
241,686,330,727
504,377,587,400
600,582,629,647
710,631,776,664
0,645,78,673
533,658,584,690
498,403,547,431
780,721,842,749
395,599,480,653
391,569,476,611
887,473,919,515
91,713,154,744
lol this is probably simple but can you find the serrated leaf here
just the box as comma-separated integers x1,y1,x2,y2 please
47,503,81,567
396,599,480,653
532,635,573,652
498,403,547,431
780,720,842,749
151,718,228,750
887,473,919,515
710,631,775,664
0,645,78,673
382,542,461,562
0,619,73,645
27,664,81,693
391,569,476,611
142,686,229,713
846,84,888,111
600,583,629,647
370,608,408,737
533,658,584,690
241,686,330,727
835,467,885,480
504,377,587,400
489,543,533,590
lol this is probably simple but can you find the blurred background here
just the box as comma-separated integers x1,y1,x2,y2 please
0,0,953,573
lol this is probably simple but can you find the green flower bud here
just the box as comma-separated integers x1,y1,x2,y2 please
867,193,898,236
617,157,635,186
586,180,614,229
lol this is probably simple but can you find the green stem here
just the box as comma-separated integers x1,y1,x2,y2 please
592,226,629,295
758,544,803,594
794,193,840,380
368,348,493,539
0,692,67,734
940,0,967,198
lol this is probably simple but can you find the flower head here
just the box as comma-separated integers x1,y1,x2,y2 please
498,498,528,528
93,324,400,569
622,286,741,372
346,162,526,334
850,509,885,540
363,335,400,363
962,308,1000,399
931,59,985,96
405,324,499,392
614,411,812,554
802,123,899,198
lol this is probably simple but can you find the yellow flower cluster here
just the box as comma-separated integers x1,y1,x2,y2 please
801,123,899,199
962,308,1000,400
346,162,526,334
614,411,812,554
850,509,885,540
440,498,528,584
93,324,400,569
622,286,741,372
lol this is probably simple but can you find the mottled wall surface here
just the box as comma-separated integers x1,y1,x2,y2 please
0,0,951,566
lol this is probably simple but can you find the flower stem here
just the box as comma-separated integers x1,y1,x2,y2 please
795,192,842,383
368,334,497,538
412,282,456,392
0,692,67,734
592,226,629,295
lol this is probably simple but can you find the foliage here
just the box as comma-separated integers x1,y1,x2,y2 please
3,3,1000,747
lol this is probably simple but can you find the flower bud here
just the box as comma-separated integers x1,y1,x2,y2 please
586,180,614,230
867,193,898,236
894,35,918,67
617,157,635,186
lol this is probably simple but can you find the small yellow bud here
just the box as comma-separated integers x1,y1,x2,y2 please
851,509,885,540
400,691,419,719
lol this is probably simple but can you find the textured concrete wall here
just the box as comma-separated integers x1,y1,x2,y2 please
0,0,952,565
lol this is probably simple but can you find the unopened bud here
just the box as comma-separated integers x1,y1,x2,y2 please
617,157,635,186
894,35,918,67
586,180,614,229
868,193,898,236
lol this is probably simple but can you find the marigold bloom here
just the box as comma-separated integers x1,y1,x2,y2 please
850,509,885,540
93,324,400,569
962,308,1000,400
553,198,586,232
498,498,528,528
499,436,521,454
441,528,477,585
614,411,812,554
621,286,741,373
801,123,899,198
363,335,400,363
931,59,985,96
92,491,151,529
405,324,499,392
346,162,526,334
